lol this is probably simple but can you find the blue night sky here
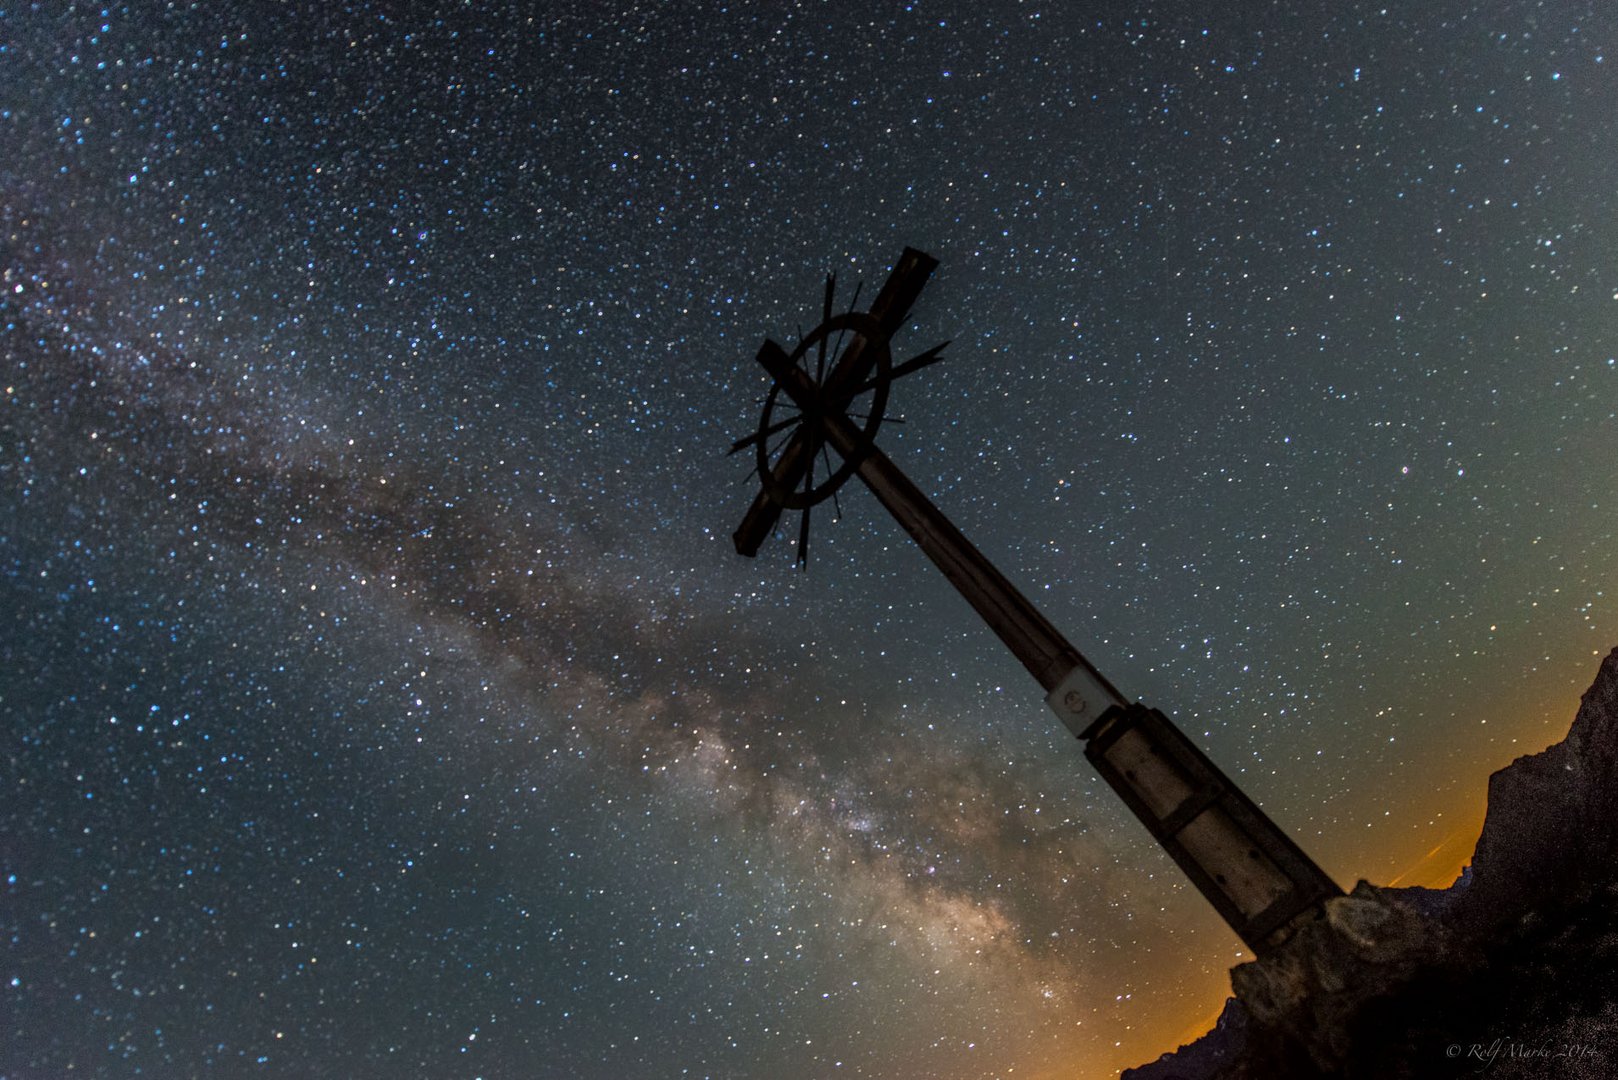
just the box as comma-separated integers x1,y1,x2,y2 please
4,3,1616,1078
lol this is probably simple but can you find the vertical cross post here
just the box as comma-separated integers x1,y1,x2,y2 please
733,249,1343,952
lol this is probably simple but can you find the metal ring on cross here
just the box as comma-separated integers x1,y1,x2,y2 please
757,311,892,510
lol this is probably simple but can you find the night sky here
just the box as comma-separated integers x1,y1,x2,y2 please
4,3,1616,1078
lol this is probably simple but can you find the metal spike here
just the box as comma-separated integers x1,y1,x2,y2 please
797,442,815,567
847,340,950,397
819,440,843,522
831,280,864,368
797,502,811,567
764,425,797,461
729,414,800,455
818,274,835,384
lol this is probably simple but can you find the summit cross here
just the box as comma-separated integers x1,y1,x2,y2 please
725,247,1342,953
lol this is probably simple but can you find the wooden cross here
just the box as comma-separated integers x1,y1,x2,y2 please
727,248,1342,953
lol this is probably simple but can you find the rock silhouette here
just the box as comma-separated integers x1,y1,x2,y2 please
1125,647,1618,1080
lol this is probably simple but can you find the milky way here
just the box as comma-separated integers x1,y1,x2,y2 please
5,3,1617,1078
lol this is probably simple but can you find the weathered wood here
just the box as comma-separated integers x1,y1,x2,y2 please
823,398,1345,950
731,246,1344,956
759,343,1120,697
1083,704,1346,950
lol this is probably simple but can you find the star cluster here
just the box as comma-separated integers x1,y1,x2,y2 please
4,3,1616,1078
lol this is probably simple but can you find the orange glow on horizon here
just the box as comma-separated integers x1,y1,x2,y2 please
1025,656,1602,1080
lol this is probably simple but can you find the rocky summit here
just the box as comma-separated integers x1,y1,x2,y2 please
1125,647,1618,1080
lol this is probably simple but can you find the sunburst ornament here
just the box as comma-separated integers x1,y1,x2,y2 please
728,249,947,565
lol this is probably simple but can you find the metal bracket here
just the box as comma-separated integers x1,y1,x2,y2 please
1045,663,1118,738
